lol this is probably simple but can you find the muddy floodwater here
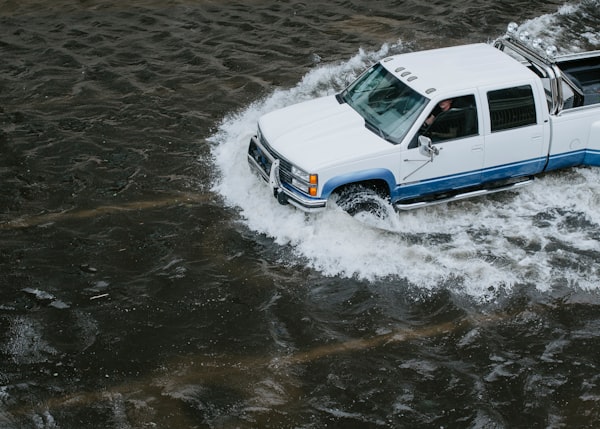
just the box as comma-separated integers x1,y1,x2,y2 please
1,1,600,428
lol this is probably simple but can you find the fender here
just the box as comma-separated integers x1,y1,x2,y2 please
320,169,396,199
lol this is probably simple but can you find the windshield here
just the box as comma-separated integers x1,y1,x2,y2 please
341,63,429,144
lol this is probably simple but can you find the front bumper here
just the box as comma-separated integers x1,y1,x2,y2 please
247,136,327,212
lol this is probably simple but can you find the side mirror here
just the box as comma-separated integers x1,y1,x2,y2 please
418,135,439,159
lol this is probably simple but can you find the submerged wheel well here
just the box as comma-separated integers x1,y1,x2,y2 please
332,179,390,200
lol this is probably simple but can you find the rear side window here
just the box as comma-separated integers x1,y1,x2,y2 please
487,85,537,132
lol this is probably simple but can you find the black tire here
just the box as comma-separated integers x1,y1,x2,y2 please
332,184,390,217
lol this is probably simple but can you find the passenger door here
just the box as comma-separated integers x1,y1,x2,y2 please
398,94,484,200
481,84,550,181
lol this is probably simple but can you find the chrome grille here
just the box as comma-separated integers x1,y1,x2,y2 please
249,133,293,185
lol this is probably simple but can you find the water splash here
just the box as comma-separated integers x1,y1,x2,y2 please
517,0,600,53
209,18,600,298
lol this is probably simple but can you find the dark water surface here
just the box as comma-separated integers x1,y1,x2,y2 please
2,1,600,428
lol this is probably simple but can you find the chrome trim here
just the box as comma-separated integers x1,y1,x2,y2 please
395,178,533,210
247,136,327,211
555,49,600,62
269,159,280,189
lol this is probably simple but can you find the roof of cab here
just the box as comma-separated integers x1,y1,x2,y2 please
381,43,536,98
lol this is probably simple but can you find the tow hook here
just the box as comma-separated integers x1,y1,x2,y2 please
276,189,289,205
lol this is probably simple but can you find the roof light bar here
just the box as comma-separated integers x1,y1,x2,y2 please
505,22,558,60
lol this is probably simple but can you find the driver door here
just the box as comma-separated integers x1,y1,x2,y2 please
398,94,484,200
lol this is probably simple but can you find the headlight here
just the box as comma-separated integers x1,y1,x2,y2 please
518,31,531,43
291,166,309,181
290,166,318,196
545,45,558,58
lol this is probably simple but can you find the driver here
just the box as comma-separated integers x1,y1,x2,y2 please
424,99,453,126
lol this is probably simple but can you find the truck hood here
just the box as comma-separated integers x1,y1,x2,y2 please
258,95,392,171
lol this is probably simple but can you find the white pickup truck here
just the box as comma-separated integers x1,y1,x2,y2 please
248,24,600,212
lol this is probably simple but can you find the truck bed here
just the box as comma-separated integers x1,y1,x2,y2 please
558,56,600,106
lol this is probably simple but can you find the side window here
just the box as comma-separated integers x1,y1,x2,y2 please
487,85,537,132
423,94,479,144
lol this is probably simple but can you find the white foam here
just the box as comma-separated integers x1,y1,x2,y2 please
4,316,57,365
209,31,600,299
518,1,600,53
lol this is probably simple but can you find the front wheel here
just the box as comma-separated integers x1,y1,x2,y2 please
331,184,391,218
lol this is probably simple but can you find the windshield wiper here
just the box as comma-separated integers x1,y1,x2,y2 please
364,118,398,144
364,119,385,139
